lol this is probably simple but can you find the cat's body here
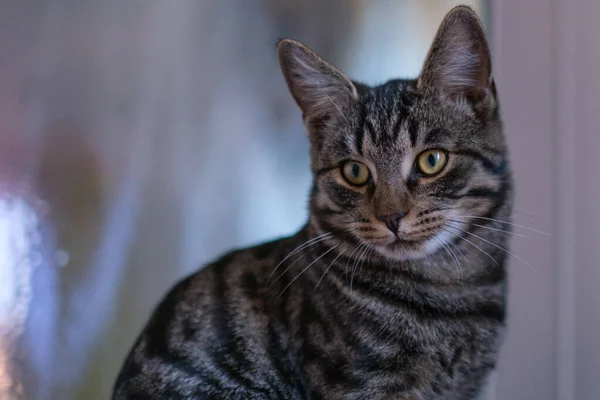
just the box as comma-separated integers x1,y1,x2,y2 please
114,224,508,399
114,7,512,400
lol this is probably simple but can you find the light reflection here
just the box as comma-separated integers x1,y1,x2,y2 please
0,194,38,399
53,250,70,268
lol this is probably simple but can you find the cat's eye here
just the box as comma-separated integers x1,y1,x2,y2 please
416,149,447,176
341,161,370,186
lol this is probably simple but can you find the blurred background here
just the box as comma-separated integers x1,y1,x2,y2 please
0,1,597,399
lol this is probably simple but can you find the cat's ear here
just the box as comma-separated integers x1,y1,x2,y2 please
277,39,358,125
418,6,495,109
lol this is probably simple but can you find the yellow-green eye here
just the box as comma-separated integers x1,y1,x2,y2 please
341,161,370,186
417,150,447,176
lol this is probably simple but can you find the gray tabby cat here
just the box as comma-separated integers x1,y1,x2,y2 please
114,6,512,400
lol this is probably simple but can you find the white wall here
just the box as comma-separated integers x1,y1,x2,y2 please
492,1,600,399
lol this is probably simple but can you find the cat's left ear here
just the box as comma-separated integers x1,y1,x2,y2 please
277,39,358,126
418,6,495,110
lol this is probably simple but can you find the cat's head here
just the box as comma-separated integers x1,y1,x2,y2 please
277,6,510,261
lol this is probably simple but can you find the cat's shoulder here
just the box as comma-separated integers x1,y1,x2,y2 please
154,234,294,311
115,234,308,399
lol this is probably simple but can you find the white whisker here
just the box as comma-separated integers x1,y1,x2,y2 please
270,248,312,286
268,232,331,282
434,236,463,280
357,245,374,277
446,225,537,272
513,209,546,223
447,219,529,238
315,247,347,289
440,227,499,266
448,238,467,260
345,243,365,284
278,244,340,299
351,244,371,290
454,215,550,236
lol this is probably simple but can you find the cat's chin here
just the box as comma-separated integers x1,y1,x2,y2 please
371,240,431,261
373,246,427,262
369,231,451,261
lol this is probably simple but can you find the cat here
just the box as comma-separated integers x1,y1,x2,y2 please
113,6,512,400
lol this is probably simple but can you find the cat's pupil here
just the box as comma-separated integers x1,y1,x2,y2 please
427,153,437,167
352,164,360,177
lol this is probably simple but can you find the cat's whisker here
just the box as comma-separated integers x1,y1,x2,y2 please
356,244,373,277
361,245,376,275
447,243,464,280
278,244,340,299
268,232,332,282
345,243,365,285
513,209,547,223
446,225,538,273
436,207,553,238
350,244,368,288
434,236,463,280
315,247,347,289
448,238,467,260
453,215,551,237
270,248,313,286
351,244,371,290
446,219,529,238
440,226,500,266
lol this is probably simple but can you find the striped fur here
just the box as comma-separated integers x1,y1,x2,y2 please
114,6,511,399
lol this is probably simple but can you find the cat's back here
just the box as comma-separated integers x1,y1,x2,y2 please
113,234,309,399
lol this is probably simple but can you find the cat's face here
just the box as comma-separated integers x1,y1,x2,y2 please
305,82,507,261
278,6,510,261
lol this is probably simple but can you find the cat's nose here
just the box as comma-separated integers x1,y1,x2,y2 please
377,210,408,234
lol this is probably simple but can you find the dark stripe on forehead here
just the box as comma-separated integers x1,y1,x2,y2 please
354,102,367,155
408,118,419,147
391,114,404,143
393,92,416,142
363,82,417,145
397,90,416,116
364,118,377,146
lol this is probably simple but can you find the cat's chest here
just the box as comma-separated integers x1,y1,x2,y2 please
296,316,500,400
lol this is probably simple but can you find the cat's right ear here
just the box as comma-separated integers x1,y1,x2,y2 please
418,6,495,112
277,39,358,126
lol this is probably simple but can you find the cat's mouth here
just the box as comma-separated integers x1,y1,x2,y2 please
357,221,449,259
